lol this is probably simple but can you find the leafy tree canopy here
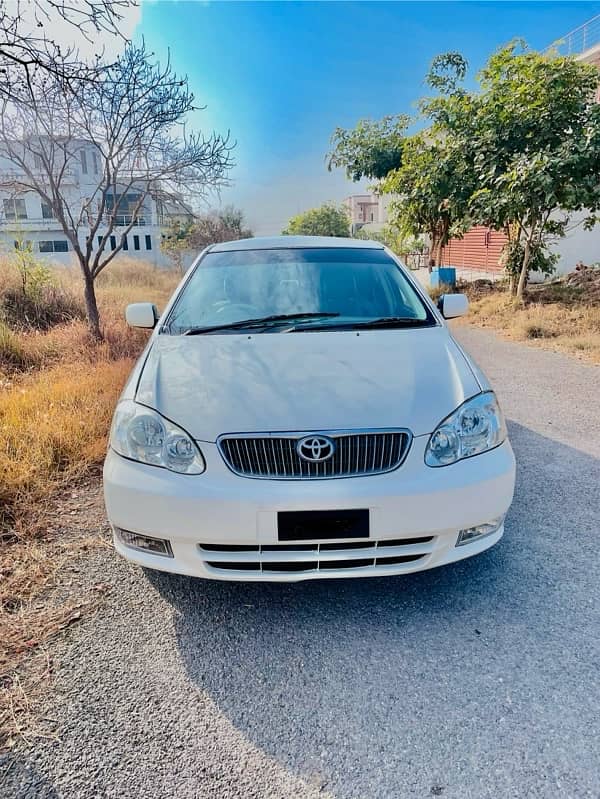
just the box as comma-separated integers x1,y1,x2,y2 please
427,41,600,296
282,203,350,237
327,115,409,181
382,132,474,267
329,42,600,293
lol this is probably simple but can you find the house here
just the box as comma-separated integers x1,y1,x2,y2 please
545,14,600,272
344,193,395,234
0,138,192,267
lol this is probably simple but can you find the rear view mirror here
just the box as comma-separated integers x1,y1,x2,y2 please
438,293,469,319
125,302,158,329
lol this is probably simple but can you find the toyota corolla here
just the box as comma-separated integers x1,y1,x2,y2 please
103,236,516,581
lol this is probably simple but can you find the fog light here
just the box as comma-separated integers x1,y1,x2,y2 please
456,517,504,547
115,527,173,557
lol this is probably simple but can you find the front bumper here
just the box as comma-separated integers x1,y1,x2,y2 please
103,437,516,582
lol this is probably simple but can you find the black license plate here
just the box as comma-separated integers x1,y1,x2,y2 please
278,509,370,542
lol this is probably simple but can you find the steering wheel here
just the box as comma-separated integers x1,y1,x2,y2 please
214,302,260,317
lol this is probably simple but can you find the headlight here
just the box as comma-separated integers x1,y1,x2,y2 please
109,400,205,474
425,391,507,467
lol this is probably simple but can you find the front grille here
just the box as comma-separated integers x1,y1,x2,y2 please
199,537,434,575
218,429,411,479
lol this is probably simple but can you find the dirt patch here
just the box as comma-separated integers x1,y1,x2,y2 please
457,270,600,364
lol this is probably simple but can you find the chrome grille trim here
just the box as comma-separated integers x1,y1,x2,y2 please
217,428,412,480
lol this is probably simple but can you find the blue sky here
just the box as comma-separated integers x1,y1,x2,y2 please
137,1,600,234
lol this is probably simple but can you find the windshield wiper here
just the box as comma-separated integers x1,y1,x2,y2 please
181,312,340,335
293,316,431,332
346,316,431,329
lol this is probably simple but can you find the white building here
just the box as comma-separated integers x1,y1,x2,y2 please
0,139,191,267
344,193,395,234
547,15,600,271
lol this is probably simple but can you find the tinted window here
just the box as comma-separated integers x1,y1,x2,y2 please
167,248,433,333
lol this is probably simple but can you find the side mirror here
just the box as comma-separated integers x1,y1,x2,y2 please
125,302,158,329
438,293,469,319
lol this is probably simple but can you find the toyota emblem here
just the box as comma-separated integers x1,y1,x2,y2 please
296,435,336,463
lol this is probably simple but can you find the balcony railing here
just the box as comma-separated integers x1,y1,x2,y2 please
0,214,153,229
548,14,600,57
105,214,149,226
0,217,62,229
0,166,79,184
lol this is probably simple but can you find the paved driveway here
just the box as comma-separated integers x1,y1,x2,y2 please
2,327,599,799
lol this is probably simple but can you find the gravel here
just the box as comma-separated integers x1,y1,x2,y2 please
2,327,600,799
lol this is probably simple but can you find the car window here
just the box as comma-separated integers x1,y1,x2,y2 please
166,247,434,333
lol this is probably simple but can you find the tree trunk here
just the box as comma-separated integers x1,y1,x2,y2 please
515,240,531,303
428,234,439,272
82,270,102,341
436,239,444,268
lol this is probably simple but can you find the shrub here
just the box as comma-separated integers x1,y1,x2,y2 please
427,282,454,302
0,284,85,332
501,240,558,284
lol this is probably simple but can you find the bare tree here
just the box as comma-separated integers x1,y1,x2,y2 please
0,0,135,101
162,205,253,271
0,43,234,339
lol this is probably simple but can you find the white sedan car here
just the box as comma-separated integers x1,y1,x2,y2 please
103,236,515,581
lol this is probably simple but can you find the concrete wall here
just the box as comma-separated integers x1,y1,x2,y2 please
549,212,600,274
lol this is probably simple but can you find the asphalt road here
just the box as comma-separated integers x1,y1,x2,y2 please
2,327,600,799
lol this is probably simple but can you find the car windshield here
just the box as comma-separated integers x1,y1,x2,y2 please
165,247,435,334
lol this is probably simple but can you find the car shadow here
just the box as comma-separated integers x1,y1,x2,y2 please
146,420,600,796
0,753,59,798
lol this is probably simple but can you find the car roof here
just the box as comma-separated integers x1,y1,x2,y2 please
209,235,385,252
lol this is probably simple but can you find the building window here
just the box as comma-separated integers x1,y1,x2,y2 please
80,149,88,174
3,198,27,220
97,235,104,249
33,152,43,170
110,235,117,251
133,235,140,251
41,201,55,219
145,235,152,250
122,235,128,251
105,192,146,225
91,150,99,174
39,240,68,253
14,240,32,251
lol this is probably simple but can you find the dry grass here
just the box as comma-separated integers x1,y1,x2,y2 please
0,359,133,532
0,256,179,749
456,280,600,364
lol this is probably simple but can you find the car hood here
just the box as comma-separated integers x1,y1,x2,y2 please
135,328,481,441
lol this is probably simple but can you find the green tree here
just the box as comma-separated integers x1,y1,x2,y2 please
326,79,473,267
282,203,349,237
382,132,473,268
327,115,409,181
428,43,600,299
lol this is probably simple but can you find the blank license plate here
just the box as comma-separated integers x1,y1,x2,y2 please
277,509,370,541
